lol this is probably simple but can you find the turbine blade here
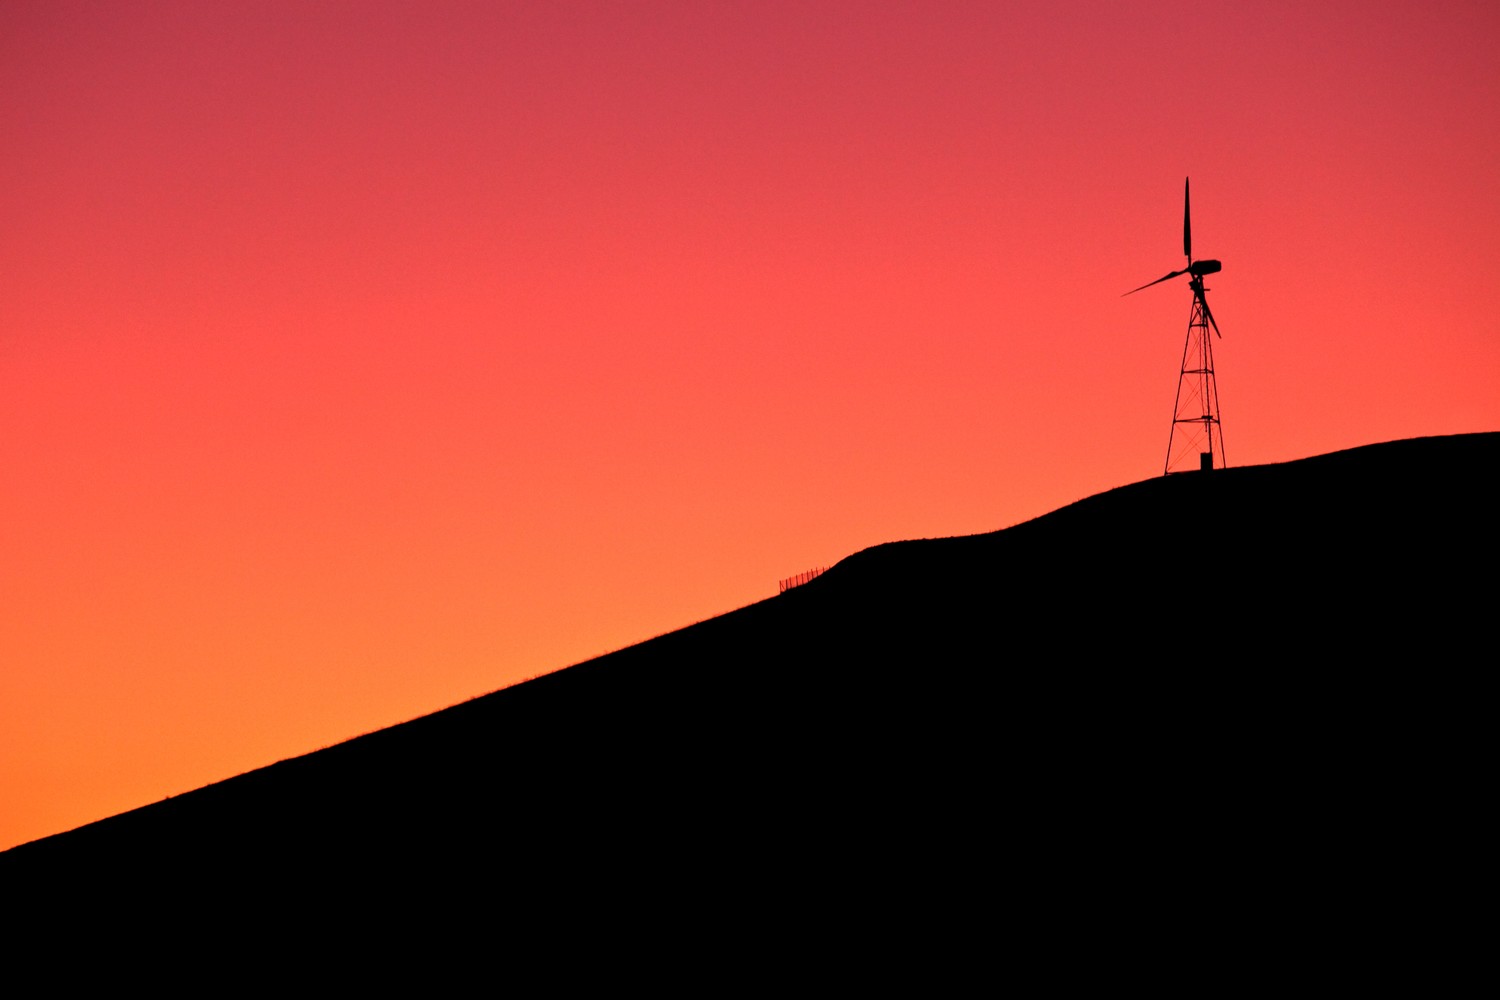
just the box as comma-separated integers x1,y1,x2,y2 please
1123,268,1188,296
1183,177,1192,260
1198,288,1222,337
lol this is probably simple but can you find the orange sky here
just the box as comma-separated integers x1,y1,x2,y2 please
4,1,1497,850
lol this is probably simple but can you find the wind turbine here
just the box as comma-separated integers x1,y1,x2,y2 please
1125,177,1227,474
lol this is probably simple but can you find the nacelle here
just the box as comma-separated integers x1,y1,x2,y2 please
1189,259,1222,276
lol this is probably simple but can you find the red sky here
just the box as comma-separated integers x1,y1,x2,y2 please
4,1,1497,850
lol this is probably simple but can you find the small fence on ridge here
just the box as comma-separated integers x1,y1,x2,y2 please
778,566,827,594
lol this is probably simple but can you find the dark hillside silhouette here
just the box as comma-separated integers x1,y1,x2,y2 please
5,433,1492,962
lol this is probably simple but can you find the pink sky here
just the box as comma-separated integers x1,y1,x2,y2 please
4,1,1497,849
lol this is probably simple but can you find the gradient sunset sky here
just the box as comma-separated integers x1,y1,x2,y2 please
4,1,1497,849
